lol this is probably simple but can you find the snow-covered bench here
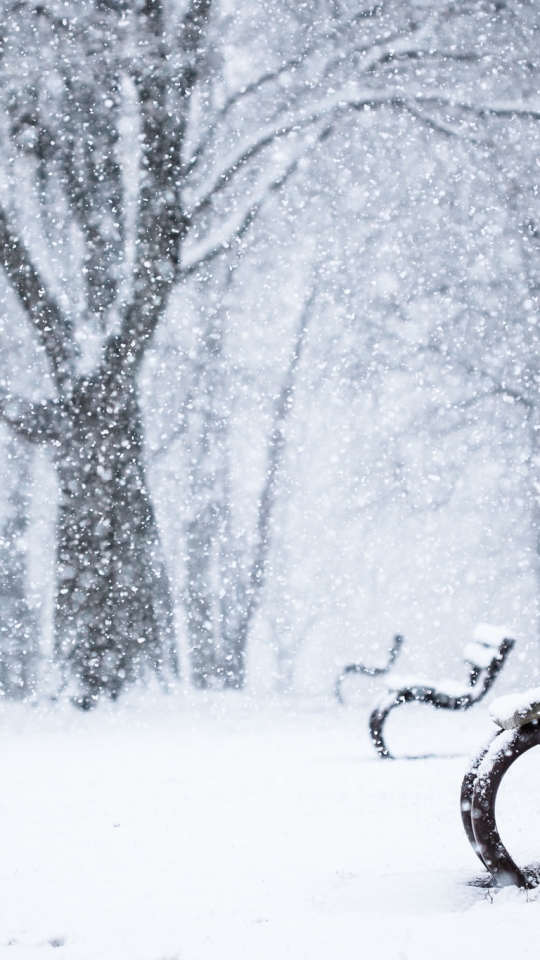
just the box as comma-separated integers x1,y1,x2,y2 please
335,634,404,704
461,687,540,888
368,624,515,759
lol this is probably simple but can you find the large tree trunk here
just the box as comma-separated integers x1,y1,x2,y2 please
53,371,177,708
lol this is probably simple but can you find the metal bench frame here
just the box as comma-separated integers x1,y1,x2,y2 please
461,720,540,888
368,636,515,759
335,634,404,704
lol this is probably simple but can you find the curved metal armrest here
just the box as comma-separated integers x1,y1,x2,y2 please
369,682,475,759
490,686,540,730
461,721,540,888
335,635,404,704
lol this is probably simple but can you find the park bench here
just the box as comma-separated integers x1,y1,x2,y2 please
461,687,540,888
368,625,515,759
335,634,404,704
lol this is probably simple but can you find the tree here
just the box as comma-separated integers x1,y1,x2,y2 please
0,0,510,703
158,253,316,690
173,0,483,688
0,0,374,703
386,5,540,638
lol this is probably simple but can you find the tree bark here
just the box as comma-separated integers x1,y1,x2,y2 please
0,0,344,700
52,370,177,708
0,433,39,699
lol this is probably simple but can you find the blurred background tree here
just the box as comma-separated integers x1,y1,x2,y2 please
0,0,538,703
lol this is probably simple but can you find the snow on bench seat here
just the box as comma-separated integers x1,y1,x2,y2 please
463,641,500,668
472,623,511,647
490,687,540,730
384,675,470,698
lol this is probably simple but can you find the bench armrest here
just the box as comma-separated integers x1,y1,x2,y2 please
490,687,540,729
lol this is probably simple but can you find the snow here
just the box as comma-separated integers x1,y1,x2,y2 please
1,6,540,958
490,687,540,730
473,624,512,647
0,693,539,960
474,728,522,786
463,640,499,669
384,623,512,690
383,675,470,697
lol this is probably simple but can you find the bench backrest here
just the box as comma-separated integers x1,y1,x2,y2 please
463,624,515,702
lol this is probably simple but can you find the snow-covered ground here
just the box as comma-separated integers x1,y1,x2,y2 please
0,690,539,959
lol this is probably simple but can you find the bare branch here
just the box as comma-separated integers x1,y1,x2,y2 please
185,10,434,174
189,124,306,220
404,105,489,144
180,203,261,279
246,285,317,621
180,137,317,279
111,2,215,367
187,86,400,221
0,205,75,392
419,339,533,442
412,92,540,122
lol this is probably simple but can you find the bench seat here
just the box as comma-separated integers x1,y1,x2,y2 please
384,675,470,698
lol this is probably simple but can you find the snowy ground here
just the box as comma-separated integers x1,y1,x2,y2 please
0,690,539,959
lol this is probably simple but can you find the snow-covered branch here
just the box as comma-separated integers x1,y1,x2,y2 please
190,0,470,171
247,286,316,601
0,206,75,392
189,124,311,221
186,87,400,220
403,105,485,143
113,0,214,366
181,127,326,277
184,5,401,172
412,92,540,122
180,203,260,278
